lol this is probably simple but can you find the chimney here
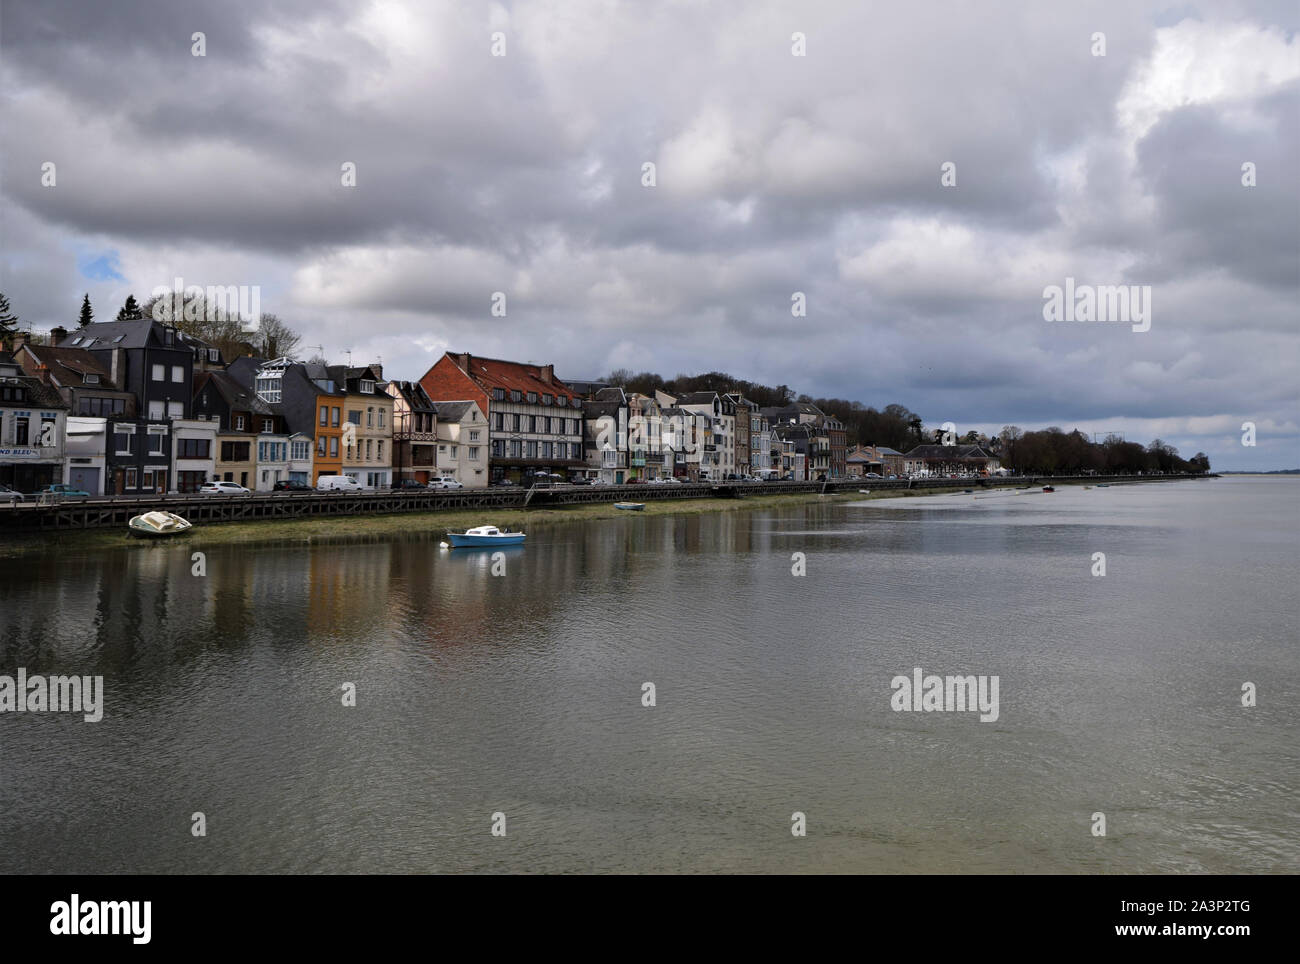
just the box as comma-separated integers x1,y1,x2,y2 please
456,352,471,372
110,348,124,388
36,362,51,385
49,326,68,345
369,361,383,380
11,331,27,352
540,364,553,385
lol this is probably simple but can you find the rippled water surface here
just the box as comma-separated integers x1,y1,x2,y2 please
1,477,1296,873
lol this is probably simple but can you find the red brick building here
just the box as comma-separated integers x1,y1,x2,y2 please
418,351,584,483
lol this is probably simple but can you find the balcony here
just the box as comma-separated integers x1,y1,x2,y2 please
703,443,717,452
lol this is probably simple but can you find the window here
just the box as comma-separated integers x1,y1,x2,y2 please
526,441,536,459
511,414,521,431
360,379,375,394
13,415,29,445
84,373,100,385
331,407,340,427
367,407,374,428
469,430,479,442
318,436,327,456
542,394,552,406
220,440,251,461
235,415,245,431
449,445,457,459
262,419,273,433
1,386,27,402
178,438,210,459
171,365,184,383
329,437,338,458
509,440,521,458
114,427,133,454
148,426,167,456
556,396,567,407
148,400,164,420
209,349,220,363
493,412,503,430
491,440,504,458
151,364,165,381
522,415,533,433
526,392,537,403
469,446,479,460
378,410,385,429
541,442,552,459
365,439,372,460
167,401,184,419
320,406,328,426
510,390,521,402
78,397,126,416
125,467,137,489
348,410,361,425
292,440,309,461
493,388,505,401
256,372,282,402
376,440,384,460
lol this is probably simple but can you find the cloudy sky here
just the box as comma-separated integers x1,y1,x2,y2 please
2,0,1296,469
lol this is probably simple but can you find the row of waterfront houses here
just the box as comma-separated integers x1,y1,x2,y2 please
0,320,999,495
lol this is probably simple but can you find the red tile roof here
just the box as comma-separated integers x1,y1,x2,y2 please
448,352,577,401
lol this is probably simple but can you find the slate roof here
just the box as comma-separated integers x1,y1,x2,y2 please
18,345,123,390
903,444,994,460
431,400,476,422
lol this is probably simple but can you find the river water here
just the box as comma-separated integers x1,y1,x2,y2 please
1,476,1295,873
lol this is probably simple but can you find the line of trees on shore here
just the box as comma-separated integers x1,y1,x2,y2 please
996,427,1210,475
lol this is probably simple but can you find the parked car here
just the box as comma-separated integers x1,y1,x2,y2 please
625,477,644,484
273,479,313,492
315,475,362,493
490,478,516,487
200,481,252,496
428,476,464,490
0,482,26,504
815,473,827,482
37,483,92,500
589,477,609,485
392,479,426,490
864,472,882,479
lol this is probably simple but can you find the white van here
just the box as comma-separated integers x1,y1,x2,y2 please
316,475,363,492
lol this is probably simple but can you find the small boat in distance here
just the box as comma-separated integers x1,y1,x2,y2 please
128,510,194,537
445,525,526,547
614,502,645,511
1042,485,1056,493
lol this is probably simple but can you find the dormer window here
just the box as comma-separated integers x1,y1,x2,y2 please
556,396,567,407
510,390,521,402
360,379,375,394
208,349,220,362
84,373,100,384
493,388,505,401
526,392,537,403
542,394,553,405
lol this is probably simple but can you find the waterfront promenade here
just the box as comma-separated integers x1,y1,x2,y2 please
0,474,1211,532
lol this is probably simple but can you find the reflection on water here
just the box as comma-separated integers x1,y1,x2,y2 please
0,478,1296,873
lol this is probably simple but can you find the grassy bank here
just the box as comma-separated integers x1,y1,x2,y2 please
0,482,1023,559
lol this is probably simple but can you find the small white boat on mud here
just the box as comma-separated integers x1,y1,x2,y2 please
613,502,645,511
444,525,526,548
128,510,194,537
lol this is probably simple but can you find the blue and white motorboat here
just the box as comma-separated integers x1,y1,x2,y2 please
444,525,526,548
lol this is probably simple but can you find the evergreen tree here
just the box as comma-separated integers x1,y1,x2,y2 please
78,293,94,328
116,294,142,320
0,291,18,345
